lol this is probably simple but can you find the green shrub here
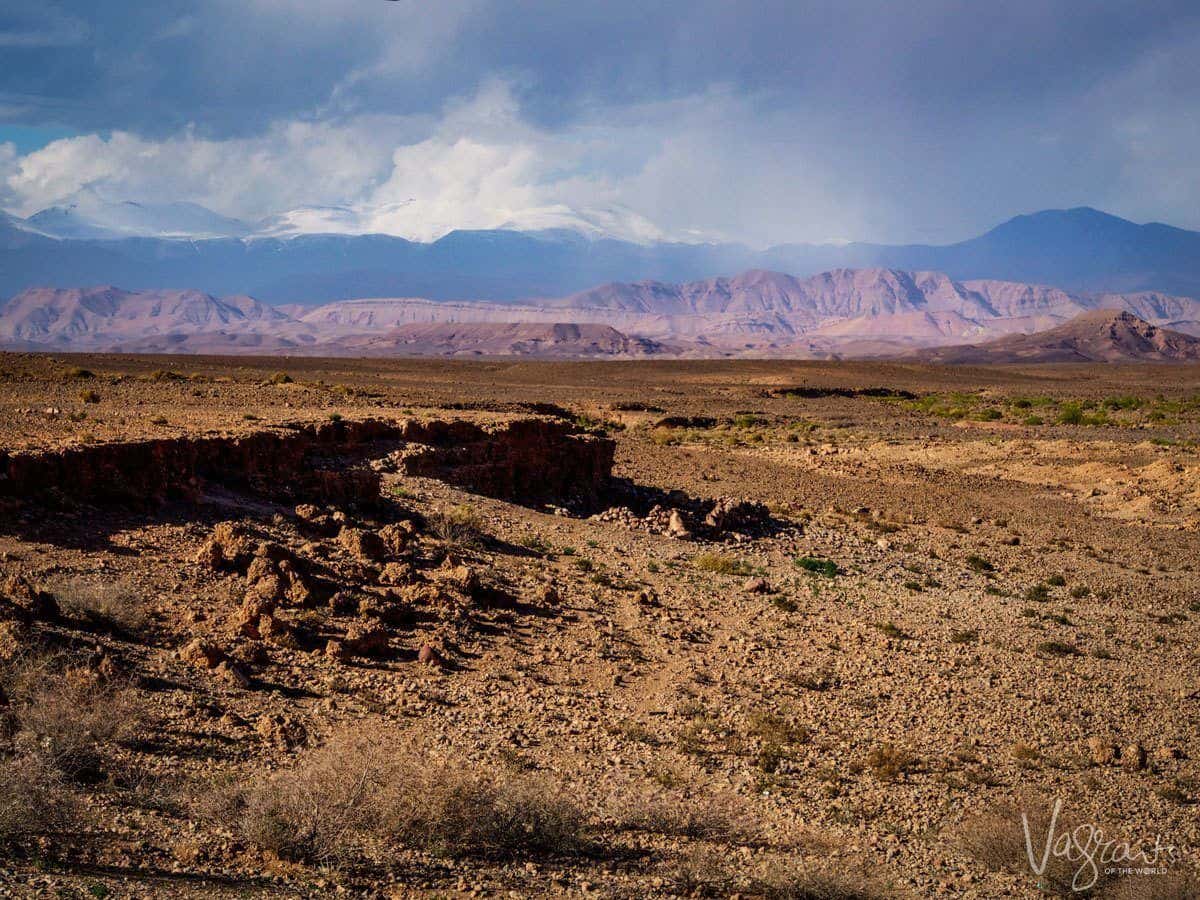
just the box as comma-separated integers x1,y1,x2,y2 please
795,556,838,577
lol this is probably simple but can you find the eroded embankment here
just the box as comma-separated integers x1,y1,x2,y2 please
0,417,614,508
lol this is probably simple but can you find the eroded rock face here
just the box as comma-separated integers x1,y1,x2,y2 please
399,419,614,505
0,416,614,510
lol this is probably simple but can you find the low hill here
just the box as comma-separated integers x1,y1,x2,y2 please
335,322,671,357
915,310,1200,363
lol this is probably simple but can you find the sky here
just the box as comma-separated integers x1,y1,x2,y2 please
0,0,1198,245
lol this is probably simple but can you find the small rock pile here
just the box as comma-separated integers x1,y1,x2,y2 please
591,495,772,542
184,505,493,685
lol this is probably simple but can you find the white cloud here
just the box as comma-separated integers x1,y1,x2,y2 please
2,81,680,243
5,64,1200,246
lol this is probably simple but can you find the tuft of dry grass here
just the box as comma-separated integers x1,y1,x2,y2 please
692,552,752,576
428,504,486,551
605,787,757,842
1103,872,1200,900
752,859,887,899
865,743,918,782
379,760,584,858
959,801,1123,897
51,577,148,637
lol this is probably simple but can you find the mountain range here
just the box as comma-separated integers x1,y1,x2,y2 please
3,206,1200,304
4,268,1199,359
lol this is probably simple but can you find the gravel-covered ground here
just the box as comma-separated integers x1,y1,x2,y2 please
0,353,1197,898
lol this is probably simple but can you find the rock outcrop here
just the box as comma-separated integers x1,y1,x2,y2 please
0,417,614,508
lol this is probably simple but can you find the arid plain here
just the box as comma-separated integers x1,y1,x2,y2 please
0,353,1197,898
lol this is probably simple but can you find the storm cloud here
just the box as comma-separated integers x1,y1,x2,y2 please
1,0,1197,244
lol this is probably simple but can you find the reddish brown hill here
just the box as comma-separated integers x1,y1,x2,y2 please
915,310,1200,363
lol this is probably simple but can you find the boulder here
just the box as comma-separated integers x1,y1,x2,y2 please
666,509,692,539
345,621,390,657
378,521,415,557
417,644,442,666
338,527,388,562
256,714,307,749
179,638,225,670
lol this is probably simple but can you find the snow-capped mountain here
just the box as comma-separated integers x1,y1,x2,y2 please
253,200,672,245
23,188,252,240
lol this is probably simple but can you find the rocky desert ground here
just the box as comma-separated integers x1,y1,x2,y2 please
0,353,1197,899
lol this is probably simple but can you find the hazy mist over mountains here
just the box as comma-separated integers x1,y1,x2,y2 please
3,205,1200,306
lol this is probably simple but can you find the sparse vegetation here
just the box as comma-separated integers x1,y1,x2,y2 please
216,728,586,862
2,652,143,781
795,556,839,577
52,577,148,636
965,554,994,573
428,503,486,550
693,552,752,575
865,743,917,782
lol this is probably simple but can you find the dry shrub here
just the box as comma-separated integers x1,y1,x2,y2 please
959,801,1117,897
692,552,751,576
664,851,885,900
379,759,585,858
3,654,142,780
607,788,758,842
1103,872,1200,900
865,743,918,782
226,730,388,863
51,577,148,637
221,728,585,863
668,846,735,897
0,752,76,845
752,859,886,900
428,504,486,550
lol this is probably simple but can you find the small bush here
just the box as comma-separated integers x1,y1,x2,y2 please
1046,574,1067,587
875,621,908,640
965,554,994,573
795,556,838,577
1037,640,1080,657
960,802,1119,896
270,372,293,384
1024,584,1051,602
52,577,147,637
3,655,142,780
79,389,101,404
752,861,886,900
378,761,584,858
0,752,77,846
1104,872,1200,900
865,743,917,782
224,729,585,863
428,504,485,550
1058,403,1086,425
222,730,390,863
608,789,754,842
693,552,751,576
